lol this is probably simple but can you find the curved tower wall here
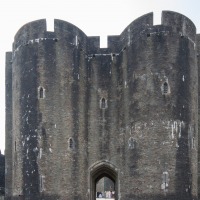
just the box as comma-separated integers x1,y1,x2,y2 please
10,18,90,199
11,19,47,198
5,11,198,200
197,31,200,200
117,11,198,199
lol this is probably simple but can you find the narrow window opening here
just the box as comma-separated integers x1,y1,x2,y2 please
40,88,44,98
100,98,107,109
164,173,167,185
101,98,105,109
38,86,45,99
69,139,73,148
147,33,150,37
68,137,74,150
15,141,16,152
163,82,168,94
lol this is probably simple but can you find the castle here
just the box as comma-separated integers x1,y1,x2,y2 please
5,11,200,200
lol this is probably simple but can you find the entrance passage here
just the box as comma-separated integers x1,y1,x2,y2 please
90,161,118,200
96,176,115,199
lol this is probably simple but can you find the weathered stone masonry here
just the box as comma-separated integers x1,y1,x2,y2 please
0,151,5,196
5,11,200,200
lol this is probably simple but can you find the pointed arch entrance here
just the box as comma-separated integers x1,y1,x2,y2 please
89,161,119,200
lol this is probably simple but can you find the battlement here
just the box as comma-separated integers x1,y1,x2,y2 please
13,19,88,51
120,11,196,48
14,19,47,49
13,11,197,52
6,10,199,200
162,11,196,41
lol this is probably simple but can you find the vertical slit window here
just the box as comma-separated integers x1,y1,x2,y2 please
163,82,168,94
100,98,107,109
38,86,45,99
68,138,74,150
40,88,43,98
101,98,105,108
164,173,167,186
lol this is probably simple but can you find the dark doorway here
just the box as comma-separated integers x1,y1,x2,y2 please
96,176,115,199
90,161,118,200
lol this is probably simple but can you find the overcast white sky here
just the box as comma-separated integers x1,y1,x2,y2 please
0,0,200,153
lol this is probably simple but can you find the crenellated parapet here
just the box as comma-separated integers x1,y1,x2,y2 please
6,11,199,200
162,11,196,42
14,19,47,50
13,19,88,54
54,19,87,39
12,11,197,55
120,12,154,47
119,11,196,49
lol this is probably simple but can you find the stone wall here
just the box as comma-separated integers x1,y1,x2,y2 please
5,11,199,200
0,152,5,196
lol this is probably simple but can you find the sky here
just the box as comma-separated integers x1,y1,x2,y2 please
0,0,200,153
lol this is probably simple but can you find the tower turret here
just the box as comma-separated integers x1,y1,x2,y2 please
5,11,199,200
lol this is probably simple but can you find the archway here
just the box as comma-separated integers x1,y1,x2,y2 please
89,161,118,200
96,176,115,198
